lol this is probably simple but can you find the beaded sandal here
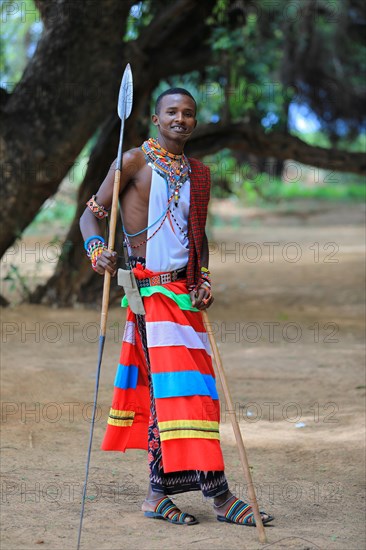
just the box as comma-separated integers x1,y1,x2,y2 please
215,497,274,526
144,496,199,525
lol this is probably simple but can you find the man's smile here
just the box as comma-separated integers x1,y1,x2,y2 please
171,125,188,132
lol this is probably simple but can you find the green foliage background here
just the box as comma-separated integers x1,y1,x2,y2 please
1,0,365,234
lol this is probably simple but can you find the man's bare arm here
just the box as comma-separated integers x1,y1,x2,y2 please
79,149,141,275
190,232,214,310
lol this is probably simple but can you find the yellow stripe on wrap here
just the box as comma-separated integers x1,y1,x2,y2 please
107,408,135,427
159,419,219,430
160,429,220,441
158,419,220,441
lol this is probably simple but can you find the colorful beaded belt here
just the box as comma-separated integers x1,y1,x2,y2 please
137,266,187,288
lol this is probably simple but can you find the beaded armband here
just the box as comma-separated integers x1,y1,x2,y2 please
86,195,109,220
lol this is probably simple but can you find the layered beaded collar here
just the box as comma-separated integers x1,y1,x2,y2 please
141,138,191,205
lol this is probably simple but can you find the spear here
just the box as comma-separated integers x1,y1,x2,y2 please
77,63,133,550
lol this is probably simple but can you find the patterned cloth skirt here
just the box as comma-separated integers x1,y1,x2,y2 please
102,263,228,496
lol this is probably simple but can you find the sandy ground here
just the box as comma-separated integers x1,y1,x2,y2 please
1,201,365,550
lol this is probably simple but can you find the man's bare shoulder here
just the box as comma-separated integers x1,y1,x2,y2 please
122,147,146,176
108,148,146,177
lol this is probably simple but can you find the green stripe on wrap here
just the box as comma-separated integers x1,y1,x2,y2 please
121,285,198,311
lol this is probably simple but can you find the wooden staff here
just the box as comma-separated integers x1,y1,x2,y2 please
202,310,268,544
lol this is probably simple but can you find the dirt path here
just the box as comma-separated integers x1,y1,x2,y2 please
1,202,365,550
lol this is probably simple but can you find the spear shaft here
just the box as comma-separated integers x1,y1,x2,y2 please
77,63,133,550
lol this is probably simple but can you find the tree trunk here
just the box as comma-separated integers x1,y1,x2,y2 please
0,0,214,261
30,114,124,306
0,0,134,259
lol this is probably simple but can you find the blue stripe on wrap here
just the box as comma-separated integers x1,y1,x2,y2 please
152,371,218,400
114,364,139,390
202,374,219,400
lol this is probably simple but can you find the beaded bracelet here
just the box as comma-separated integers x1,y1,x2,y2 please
188,276,212,294
84,235,105,252
200,267,211,287
87,241,104,258
84,236,107,271
89,242,107,271
200,280,211,289
88,242,106,258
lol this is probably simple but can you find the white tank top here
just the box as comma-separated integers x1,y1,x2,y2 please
145,169,190,272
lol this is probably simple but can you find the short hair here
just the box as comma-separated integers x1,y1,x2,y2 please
155,88,197,115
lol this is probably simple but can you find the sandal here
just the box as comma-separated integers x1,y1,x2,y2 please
215,497,274,526
144,496,199,525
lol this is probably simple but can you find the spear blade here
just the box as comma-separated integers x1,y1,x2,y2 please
118,62,133,120
116,63,133,170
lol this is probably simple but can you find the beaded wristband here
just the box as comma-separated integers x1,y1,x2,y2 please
84,236,107,271
200,267,211,287
84,235,105,252
89,242,107,271
87,240,105,259
188,279,212,294
200,281,211,290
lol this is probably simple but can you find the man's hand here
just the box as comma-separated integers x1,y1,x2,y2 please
190,286,214,310
94,250,118,276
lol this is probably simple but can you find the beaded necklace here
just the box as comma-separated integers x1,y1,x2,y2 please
141,138,191,206
168,206,188,239
124,139,190,250
124,191,174,250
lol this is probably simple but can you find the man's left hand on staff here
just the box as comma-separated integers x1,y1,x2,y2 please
190,286,214,310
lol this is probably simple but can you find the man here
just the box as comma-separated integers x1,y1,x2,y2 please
80,88,273,526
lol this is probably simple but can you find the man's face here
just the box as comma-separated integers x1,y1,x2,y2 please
152,94,197,143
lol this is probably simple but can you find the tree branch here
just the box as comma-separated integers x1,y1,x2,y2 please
185,122,366,175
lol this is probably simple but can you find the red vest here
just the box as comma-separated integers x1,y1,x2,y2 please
186,158,211,288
